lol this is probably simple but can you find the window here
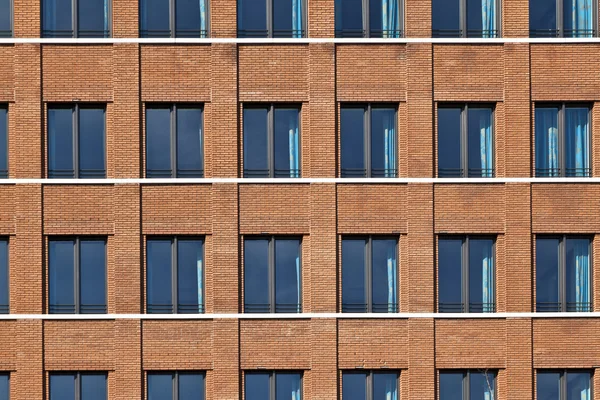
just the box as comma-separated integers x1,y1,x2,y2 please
537,370,592,400
437,105,494,177
238,0,305,37
535,104,590,177
530,0,596,37
245,372,302,400
243,105,301,178
341,105,397,178
140,0,208,37
0,106,7,178
148,372,205,400
42,0,110,37
49,238,106,314
440,371,496,400
146,105,204,178
438,236,495,313
342,237,398,313
146,237,204,313
48,105,106,179
0,240,8,314
0,0,11,37
342,371,399,400
50,373,106,400
335,0,402,37
536,236,592,312
432,0,499,37
244,237,301,313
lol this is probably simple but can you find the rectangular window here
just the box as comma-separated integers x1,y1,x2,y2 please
335,0,403,37
537,370,592,400
140,0,208,37
148,372,205,400
438,236,495,313
42,0,110,37
0,106,7,178
238,0,305,37
49,238,106,314
530,0,596,37
146,105,204,178
243,105,301,178
48,104,106,179
342,371,399,400
535,104,591,177
341,105,398,178
342,237,398,313
0,0,11,37
432,0,499,37
245,372,302,400
437,104,494,177
50,372,107,400
440,370,496,400
244,237,301,313
146,237,204,314
536,236,592,312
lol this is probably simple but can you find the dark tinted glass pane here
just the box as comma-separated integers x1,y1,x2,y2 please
341,108,365,177
437,108,461,177
470,372,495,400
566,238,591,312
141,0,170,36
371,108,396,177
529,0,556,36
467,108,493,177
177,239,203,313
81,373,107,400
179,373,205,400
564,0,594,37
564,108,590,177
372,239,397,313
439,372,463,400
335,0,363,36
176,108,203,177
438,238,463,312
48,107,74,178
80,240,106,313
274,108,300,178
536,238,560,311
535,108,559,177
147,239,173,313
466,0,483,36
567,372,591,400
468,239,494,312
342,372,367,400
244,239,269,312
146,108,172,177
245,373,270,400
78,0,108,37
148,373,173,400
342,239,366,312
0,107,6,176
373,373,399,400
243,108,269,177
432,0,460,36
0,0,10,35
238,0,267,37
0,240,7,311
276,373,302,400
369,0,382,36
0,374,8,400
79,108,105,178
537,372,560,400
43,0,73,36
49,240,75,313
275,239,301,313
50,374,76,400
273,0,294,37
176,0,201,37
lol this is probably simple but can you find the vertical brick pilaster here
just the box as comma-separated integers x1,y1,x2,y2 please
405,0,431,37
308,0,334,37
13,0,40,37
213,319,240,399
311,319,337,399
210,0,237,38
112,0,139,38
503,0,530,38
506,318,533,400
14,320,43,400
408,319,435,400
114,320,142,400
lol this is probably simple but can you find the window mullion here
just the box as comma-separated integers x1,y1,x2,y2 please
560,104,565,177
561,371,566,400
76,373,81,400
269,106,274,178
366,238,372,312
363,0,369,37
367,372,372,400
73,106,79,178
464,371,469,400
270,238,275,313
172,238,178,313
462,106,468,177
171,0,176,37
561,237,567,312
460,0,466,37
172,106,177,178
173,372,179,400
463,237,469,312
75,238,80,313
365,106,371,178
270,372,275,400
72,0,77,37
557,0,563,37
267,0,273,37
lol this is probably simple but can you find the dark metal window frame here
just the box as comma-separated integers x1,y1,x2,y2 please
535,235,593,312
535,103,592,177
341,370,400,399
335,0,404,37
340,103,398,178
140,0,210,37
437,103,495,178
147,371,206,400
48,236,107,314
237,0,307,37
529,0,598,37
438,235,496,313
0,0,13,37
49,372,107,400
432,0,501,37
536,370,594,399
439,370,497,400
244,371,303,400
42,0,112,37
145,103,205,178
146,236,205,314
0,105,8,178
0,237,8,314
243,103,302,178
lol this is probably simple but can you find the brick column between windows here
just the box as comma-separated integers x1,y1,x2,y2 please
502,0,530,38
13,0,40,37
408,318,435,400
14,320,43,400
404,0,432,37
114,320,142,400
310,318,337,399
506,318,533,399
213,319,240,400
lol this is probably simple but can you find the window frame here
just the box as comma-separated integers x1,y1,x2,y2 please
341,370,400,400
0,238,8,314
49,372,107,400
529,0,598,37
42,0,112,37
432,0,501,37
139,0,210,37
335,0,404,37
0,0,13,37
536,370,594,400
147,371,206,400
439,370,497,400
0,105,7,178
244,371,303,400
237,0,307,37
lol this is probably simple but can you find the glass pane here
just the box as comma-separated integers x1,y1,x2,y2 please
244,108,269,177
567,372,591,400
148,373,173,400
81,373,107,400
244,239,270,312
565,108,590,177
0,240,7,312
147,239,173,313
335,0,363,37
342,239,366,312
537,372,560,400
80,240,106,313
437,108,462,177
373,372,399,400
372,239,397,313
245,373,270,400
566,238,591,312
438,238,463,312
369,0,383,37
141,0,171,36
529,0,556,36
179,373,205,400
176,108,203,177
0,0,10,35
238,0,267,37
535,108,559,177
79,108,106,178
0,107,7,176
274,108,300,178
43,0,73,36
342,372,367,400
469,239,495,312
0,374,8,400
50,374,76,400
48,107,74,178
176,0,202,37
439,372,463,400
467,108,493,177
275,239,301,313
432,0,460,36
564,0,594,37
470,372,495,400
371,108,397,177
536,238,560,312
177,239,203,313
341,108,365,177
276,373,302,400
78,0,108,37
146,108,172,177
273,0,296,37
49,240,75,313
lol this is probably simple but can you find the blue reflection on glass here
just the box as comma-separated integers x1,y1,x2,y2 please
536,238,560,312
81,373,107,400
276,373,302,400
245,373,270,400
341,108,365,177
238,0,267,37
371,108,396,177
275,239,301,313
141,0,171,36
438,238,463,312
244,108,269,177
50,374,76,400
244,239,269,312
373,372,398,400
440,372,463,400
529,0,556,36
437,108,461,177
48,107,74,178
0,107,6,177
177,239,203,313
0,0,10,35
432,0,460,36
179,373,205,400
567,371,591,400
372,239,397,313
176,108,203,177
468,239,494,312
537,372,560,400
147,239,173,313
49,240,75,313
470,371,495,400
80,240,106,313
0,374,8,400
342,239,366,312
335,0,363,36
274,108,300,178
43,0,73,37
146,108,172,177
79,108,106,178
342,372,367,400
148,373,173,400
0,240,7,312
78,0,109,37
176,0,202,37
